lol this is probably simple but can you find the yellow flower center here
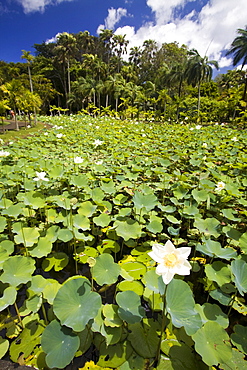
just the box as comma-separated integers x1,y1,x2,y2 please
164,253,178,267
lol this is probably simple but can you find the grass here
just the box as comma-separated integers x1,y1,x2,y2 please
0,122,47,143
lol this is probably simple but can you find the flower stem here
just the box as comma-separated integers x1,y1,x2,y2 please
14,302,24,329
155,284,168,366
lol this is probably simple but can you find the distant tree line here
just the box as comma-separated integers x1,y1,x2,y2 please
0,26,247,124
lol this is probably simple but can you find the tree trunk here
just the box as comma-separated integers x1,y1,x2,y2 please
197,83,201,116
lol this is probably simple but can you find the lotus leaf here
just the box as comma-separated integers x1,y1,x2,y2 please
195,303,229,328
73,214,90,230
93,213,111,227
29,235,53,258
42,252,69,272
117,280,144,295
166,279,202,335
230,325,247,354
121,261,146,280
93,254,121,285
1,256,35,287
0,216,7,232
197,238,237,260
14,227,40,247
0,286,17,311
53,276,101,331
194,217,221,237
0,336,9,358
192,322,232,366
205,261,232,287
103,304,123,327
10,318,45,363
0,240,14,254
57,227,74,242
114,219,142,240
132,191,158,212
96,340,133,368
128,322,159,358
116,291,145,324
231,259,247,296
41,319,80,369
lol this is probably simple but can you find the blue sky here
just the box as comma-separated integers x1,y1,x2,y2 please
1,0,247,75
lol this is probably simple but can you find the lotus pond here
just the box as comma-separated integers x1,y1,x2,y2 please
0,115,246,370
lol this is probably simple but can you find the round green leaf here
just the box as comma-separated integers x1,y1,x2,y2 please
93,213,111,227
192,322,232,366
93,254,121,285
231,325,247,354
117,280,144,296
0,286,17,311
166,279,202,335
14,227,40,247
128,322,159,358
121,261,146,280
0,336,9,359
41,320,79,369
29,236,53,258
116,291,145,324
103,304,123,327
205,261,231,287
231,259,247,296
194,217,220,237
195,303,229,328
1,256,35,287
53,277,102,331
133,191,158,211
57,228,73,242
113,219,142,241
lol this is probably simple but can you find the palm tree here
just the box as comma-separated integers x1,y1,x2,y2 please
112,34,129,72
226,26,247,101
185,49,219,115
105,74,124,111
21,50,34,93
55,32,77,106
0,79,26,130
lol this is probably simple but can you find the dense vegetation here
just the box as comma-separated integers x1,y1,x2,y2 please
0,25,246,370
0,26,247,125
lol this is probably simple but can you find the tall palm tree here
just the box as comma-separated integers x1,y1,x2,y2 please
185,49,219,115
55,32,77,106
226,26,247,101
21,50,34,93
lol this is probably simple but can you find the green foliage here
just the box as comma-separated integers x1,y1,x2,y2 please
0,114,246,369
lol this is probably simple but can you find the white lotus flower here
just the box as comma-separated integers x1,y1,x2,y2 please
0,150,10,157
44,132,48,136
74,156,84,164
95,160,103,165
148,240,191,285
202,142,208,148
231,137,238,142
56,133,63,138
33,171,49,181
195,125,202,129
93,139,103,147
215,181,225,192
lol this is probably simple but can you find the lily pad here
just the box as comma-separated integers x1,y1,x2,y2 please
93,254,121,286
41,320,80,369
1,256,35,287
53,277,102,331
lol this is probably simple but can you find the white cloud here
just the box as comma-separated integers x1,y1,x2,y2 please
15,0,75,13
99,7,128,31
147,0,196,24
114,0,247,71
45,32,62,44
